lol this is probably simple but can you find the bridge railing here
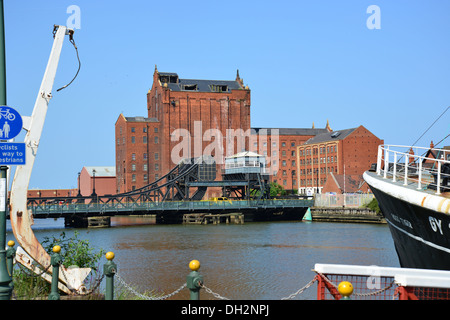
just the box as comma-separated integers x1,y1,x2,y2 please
28,198,315,217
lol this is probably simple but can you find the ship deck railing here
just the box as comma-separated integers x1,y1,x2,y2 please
314,263,450,300
376,144,450,195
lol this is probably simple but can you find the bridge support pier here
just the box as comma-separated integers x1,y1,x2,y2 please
64,216,111,228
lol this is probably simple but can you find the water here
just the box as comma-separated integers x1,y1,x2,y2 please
6,217,399,300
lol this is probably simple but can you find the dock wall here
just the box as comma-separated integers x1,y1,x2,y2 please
310,207,385,224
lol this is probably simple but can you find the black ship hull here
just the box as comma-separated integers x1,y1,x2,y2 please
365,173,450,271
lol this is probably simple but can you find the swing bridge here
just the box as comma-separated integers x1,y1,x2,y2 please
21,156,313,225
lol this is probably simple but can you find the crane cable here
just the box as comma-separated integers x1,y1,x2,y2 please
57,30,81,92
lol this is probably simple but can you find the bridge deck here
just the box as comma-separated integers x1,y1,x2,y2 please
24,199,314,219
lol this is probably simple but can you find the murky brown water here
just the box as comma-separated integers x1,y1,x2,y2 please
7,217,399,300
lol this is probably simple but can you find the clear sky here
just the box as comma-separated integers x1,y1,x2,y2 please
3,0,450,190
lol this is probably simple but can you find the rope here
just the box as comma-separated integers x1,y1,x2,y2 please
57,32,81,92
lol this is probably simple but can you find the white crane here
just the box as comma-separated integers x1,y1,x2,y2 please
9,25,89,294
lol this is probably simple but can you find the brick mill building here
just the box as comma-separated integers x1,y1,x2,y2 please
296,125,383,195
115,67,383,197
115,67,251,193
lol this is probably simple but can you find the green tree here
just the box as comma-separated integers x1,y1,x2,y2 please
270,182,287,197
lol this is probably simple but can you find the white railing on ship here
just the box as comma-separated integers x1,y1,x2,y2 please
376,145,450,195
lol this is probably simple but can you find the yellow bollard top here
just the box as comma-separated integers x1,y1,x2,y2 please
105,251,115,261
7,240,15,247
189,260,200,271
338,281,354,297
53,245,61,253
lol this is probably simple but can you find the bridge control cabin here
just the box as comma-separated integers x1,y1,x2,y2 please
222,151,271,200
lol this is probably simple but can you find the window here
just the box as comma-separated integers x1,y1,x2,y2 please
131,127,135,133
282,142,286,147
143,153,148,160
132,153,136,161
154,136,159,144
144,174,148,181
282,151,286,156
143,164,148,172
291,142,295,147
183,84,198,91
154,127,158,133
143,136,147,144
292,160,296,166
155,163,159,171
291,151,295,157
155,153,159,160
132,174,136,182
131,136,135,143
143,127,147,133
282,160,286,167
131,164,136,171
210,84,228,92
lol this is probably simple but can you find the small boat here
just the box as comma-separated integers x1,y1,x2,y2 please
363,143,450,270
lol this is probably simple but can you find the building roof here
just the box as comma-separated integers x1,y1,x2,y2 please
303,127,357,145
158,72,243,93
328,172,366,193
125,116,159,123
251,128,329,136
226,151,263,159
83,166,116,177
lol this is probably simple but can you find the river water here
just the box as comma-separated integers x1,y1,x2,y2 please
6,217,399,300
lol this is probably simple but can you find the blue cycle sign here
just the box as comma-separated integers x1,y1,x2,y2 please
0,106,25,165
0,106,23,140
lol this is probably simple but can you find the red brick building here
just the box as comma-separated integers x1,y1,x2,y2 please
296,125,383,195
115,67,251,193
78,166,116,197
249,125,331,191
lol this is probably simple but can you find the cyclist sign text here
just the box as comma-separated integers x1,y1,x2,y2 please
0,106,23,140
0,143,25,165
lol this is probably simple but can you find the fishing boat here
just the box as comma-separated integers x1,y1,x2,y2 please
363,143,450,270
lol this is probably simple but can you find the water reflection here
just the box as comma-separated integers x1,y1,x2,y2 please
7,218,399,300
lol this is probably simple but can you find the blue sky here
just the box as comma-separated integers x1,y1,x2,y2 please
3,0,450,189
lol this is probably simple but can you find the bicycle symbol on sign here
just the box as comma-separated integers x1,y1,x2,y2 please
0,108,16,121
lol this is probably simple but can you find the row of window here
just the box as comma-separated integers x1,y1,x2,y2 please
119,127,159,134
117,136,159,145
300,166,338,176
299,145,337,156
254,141,297,148
130,163,159,172
131,153,159,161
299,156,337,165
130,173,159,183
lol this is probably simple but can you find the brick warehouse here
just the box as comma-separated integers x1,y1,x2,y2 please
296,125,383,195
115,67,382,196
115,67,251,193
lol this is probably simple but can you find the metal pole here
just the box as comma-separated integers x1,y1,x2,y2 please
103,252,116,300
0,166,12,300
0,0,6,105
48,246,62,300
0,2,12,300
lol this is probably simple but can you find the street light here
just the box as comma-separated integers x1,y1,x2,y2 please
91,169,97,198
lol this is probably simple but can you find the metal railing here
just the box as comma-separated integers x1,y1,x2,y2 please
28,198,315,217
376,144,450,195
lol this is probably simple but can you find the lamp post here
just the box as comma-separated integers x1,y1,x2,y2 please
91,169,97,197
77,171,81,197
0,1,12,300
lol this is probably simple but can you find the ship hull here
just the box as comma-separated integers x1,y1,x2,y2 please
365,173,450,270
